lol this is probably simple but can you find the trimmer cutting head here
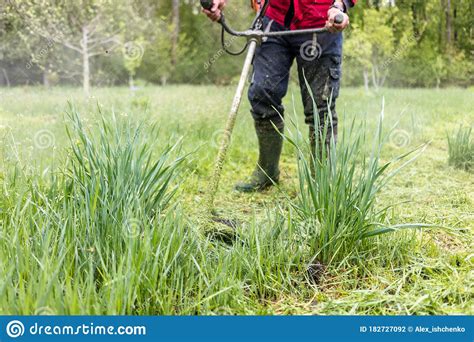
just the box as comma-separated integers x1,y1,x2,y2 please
205,213,239,245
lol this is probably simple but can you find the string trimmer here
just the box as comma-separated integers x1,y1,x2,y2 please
201,0,343,231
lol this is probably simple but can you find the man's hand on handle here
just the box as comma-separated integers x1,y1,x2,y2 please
203,0,349,32
326,1,350,32
203,0,226,22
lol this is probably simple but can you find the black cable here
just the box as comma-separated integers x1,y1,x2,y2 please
221,26,249,56
220,0,269,56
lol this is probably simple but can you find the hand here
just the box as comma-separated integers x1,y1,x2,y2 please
326,7,350,33
203,0,226,22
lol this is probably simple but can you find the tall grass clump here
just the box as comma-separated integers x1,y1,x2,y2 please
61,108,197,298
284,102,427,267
0,107,311,314
1,108,214,314
447,125,473,171
64,108,186,252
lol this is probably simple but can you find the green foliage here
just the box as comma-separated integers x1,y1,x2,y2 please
141,27,194,85
447,125,473,172
0,86,472,315
3,0,471,87
347,8,396,87
0,106,305,314
64,108,186,242
283,105,430,266
343,1,472,88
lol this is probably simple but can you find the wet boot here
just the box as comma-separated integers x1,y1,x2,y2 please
235,120,284,192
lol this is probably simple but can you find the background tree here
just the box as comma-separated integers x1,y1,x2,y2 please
10,0,142,95
123,39,147,90
171,0,180,66
2,0,473,88
345,8,397,90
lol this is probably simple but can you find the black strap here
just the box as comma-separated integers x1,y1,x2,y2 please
284,0,294,28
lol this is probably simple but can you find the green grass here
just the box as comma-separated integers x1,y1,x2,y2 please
0,85,473,315
283,104,432,268
447,125,473,172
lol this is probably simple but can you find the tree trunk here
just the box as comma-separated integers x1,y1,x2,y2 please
411,4,419,37
380,72,387,88
371,65,379,91
452,1,457,42
445,0,452,46
363,69,369,92
161,75,167,86
129,73,135,90
43,69,50,88
171,0,180,66
1,68,10,87
82,26,91,96
439,0,444,48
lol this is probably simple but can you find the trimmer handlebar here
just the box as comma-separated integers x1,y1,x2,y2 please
200,0,214,10
201,0,344,38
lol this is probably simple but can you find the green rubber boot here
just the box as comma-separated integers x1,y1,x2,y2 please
235,120,284,192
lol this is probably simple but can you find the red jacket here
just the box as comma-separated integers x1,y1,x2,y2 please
266,0,356,29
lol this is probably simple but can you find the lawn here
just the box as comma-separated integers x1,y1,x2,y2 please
0,85,472,315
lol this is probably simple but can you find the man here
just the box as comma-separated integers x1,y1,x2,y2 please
204,0,355,192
